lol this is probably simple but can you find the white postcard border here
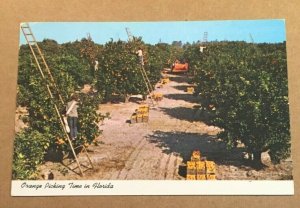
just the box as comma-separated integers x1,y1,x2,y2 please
11,180,294,196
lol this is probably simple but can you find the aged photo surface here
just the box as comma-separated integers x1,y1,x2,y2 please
13,20,292,182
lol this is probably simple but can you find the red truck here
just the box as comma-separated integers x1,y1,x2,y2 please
171,60,189,73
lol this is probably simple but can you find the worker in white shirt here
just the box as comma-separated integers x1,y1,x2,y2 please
199,46,206,53
66,94,79,140
94,60,99,71
136,47,144,65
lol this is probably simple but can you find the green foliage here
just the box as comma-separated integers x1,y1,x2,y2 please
184,41,290,164
12,129,50,179
95,38,165,101
14,39,106,179
96,39,145,100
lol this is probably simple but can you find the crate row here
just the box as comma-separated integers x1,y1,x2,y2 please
186,174,216,180
186,161,216,174
151,92,163,101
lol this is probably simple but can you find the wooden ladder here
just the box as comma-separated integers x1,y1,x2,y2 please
139,64,157,107
20,22,94,176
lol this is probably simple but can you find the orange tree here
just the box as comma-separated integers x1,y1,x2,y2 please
14,40,105,179
95,38,165,101
184,41,290,166
63,38,103,80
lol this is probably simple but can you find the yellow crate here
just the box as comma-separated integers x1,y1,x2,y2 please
142,111,149,116
161,78,170,84
136,109,145,114
205,161,216,174
139,107,149,112
195,161,205,171
131,115,137,124
187,169,196,175
139,104,149,108
153,92,163,97
152,93,163,101
187,87,195,94
206,174,216,180
196,174,207,180
138,108,149,114
191,157,201,162
186,174,196,180
187,161,196,169
192,150,201,160
136,113,143,122
142,115,149,122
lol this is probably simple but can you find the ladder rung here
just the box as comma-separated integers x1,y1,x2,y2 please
74,145,84,150
71,166,79,171
64,160,77,166
80,163,91,169
70,163,90,171
24,33,33,36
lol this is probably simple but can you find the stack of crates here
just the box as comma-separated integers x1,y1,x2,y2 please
161,77,170,84
187,87,195,94
186,150,216,180
130,105,149,124
152,92,163,101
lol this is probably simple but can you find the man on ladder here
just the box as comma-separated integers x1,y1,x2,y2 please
136,47,144,66
135,47,157,107
66,94,79,141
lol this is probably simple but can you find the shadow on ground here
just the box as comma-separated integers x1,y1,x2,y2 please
169,75,189,83
146,130,247,177
164,93,200,103
160,106,213,125
172,85,190,92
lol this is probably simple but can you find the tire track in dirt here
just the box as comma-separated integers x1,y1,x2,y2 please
115,136,148,179
163,153,172,179
153,152,165,178
172,155,180,179
122,138,148,179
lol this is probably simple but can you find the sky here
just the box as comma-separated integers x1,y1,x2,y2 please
19,19,286,45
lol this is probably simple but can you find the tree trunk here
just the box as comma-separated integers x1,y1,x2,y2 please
252,151,264,169
124,94,130,103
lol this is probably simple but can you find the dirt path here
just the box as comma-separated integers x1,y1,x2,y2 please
39,74,293,180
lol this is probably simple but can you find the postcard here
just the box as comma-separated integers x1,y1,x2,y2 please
11,20,293,196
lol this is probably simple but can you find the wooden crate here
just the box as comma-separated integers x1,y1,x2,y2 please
187,168,196,175
152,93,163,101
137,114,143,123
191,150,201,160
187,87,195,94
186,174,196,180
195,161,205,171
187,161,196,169
142,114,149,122
130,114,137,124
206,174,216,180
138,105,149,113
205,161,216,174
196,174,206,180
161,78,170,84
